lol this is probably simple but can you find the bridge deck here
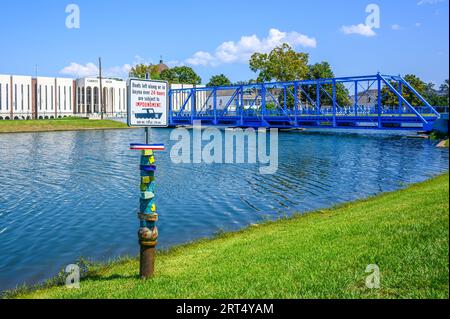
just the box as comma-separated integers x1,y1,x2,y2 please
168,74,441,131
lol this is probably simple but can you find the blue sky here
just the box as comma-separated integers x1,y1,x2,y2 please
0,0,448,84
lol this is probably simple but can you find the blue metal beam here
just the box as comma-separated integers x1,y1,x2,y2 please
168,73,441,131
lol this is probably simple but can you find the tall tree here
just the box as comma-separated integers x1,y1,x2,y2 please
423,80,449,106
249,44,309,82
306,62,350,107
439,79,449,106
160,66,202,85
207,74,231,87
381,74,427,107
129,64,160,79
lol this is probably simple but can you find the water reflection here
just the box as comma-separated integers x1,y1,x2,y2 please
0,128,448,290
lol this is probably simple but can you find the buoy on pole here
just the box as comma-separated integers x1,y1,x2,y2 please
130,143,165,279
127,75,169,279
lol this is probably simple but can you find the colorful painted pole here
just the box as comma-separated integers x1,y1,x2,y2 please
130,142,165,279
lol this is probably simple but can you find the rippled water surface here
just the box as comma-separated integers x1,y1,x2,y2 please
0,128,448,290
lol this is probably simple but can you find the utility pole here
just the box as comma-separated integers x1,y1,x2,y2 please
99,57,104,120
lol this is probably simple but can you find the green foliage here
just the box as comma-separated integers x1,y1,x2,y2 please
207,74,232,87
129,64,161,80
0,118,128,133
424,80,449,106
430,130,449,141
265,102,277,110
160,66,202,85
249,47,350,108
234,80,257,86
250,44,309,82
305,62,351,107
381,74,427,107
440,80,449,98
12,174,450,299
129,64,202,86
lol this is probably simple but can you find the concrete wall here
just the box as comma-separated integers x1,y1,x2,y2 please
34,77,74,119
11,75,33,119
0,75,11,119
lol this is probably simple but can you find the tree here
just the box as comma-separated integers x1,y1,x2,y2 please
381,74,427,107
439,79,449,106
249,43,309,82
129,64,161,80
423,80,449,106
160,68,178,84
160,66,202,85
207,74,231,87
234,79,257,86
439,79,449,97
278,62,351,109
306,62,350,107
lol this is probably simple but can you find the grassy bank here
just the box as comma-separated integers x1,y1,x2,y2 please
0,118,129,133
11,173,450,299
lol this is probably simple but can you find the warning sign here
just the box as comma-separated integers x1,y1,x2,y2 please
127,79,168,127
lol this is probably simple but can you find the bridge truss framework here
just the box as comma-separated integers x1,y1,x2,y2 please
169,73,441,131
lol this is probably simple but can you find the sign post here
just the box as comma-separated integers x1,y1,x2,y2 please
128,78,168,279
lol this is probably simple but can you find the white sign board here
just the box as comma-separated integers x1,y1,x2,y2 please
127,79,168,127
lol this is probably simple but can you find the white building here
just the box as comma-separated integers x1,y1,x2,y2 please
35,77,75,119
170,84,207,113
0,75,33,120
76,78,127,117
0,74,12,119
1,71,212,120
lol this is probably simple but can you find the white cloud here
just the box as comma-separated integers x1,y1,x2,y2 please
415,22,422,27
59,55,150,79
186,51,216,66
60,62,99,78
341,24,377,37
185,28,317,67
60,62,133,78
104,64,132,78
391,24,402,30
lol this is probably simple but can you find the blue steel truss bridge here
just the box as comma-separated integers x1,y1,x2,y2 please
169,73,443,131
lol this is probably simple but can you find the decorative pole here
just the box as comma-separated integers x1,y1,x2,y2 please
130,142,165,279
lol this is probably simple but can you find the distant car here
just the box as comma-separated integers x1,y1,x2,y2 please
135,109,163,120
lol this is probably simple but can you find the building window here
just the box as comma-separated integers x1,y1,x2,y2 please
64,87,67,110
82,88,85,111
6,84,9,110
69,87,72,111
21,84,24,110
86,87,92,113
0,83,2,111
58,87,61,110
14,84,17,110
45,85,48,110
27,85,30,110
39,85,42,110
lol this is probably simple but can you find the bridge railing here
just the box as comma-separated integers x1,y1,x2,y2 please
169,74,441,129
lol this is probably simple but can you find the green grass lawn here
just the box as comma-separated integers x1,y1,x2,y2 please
10,173,449,299
0,117,129,133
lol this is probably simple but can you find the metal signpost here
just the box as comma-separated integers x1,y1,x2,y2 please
128,78,168,279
